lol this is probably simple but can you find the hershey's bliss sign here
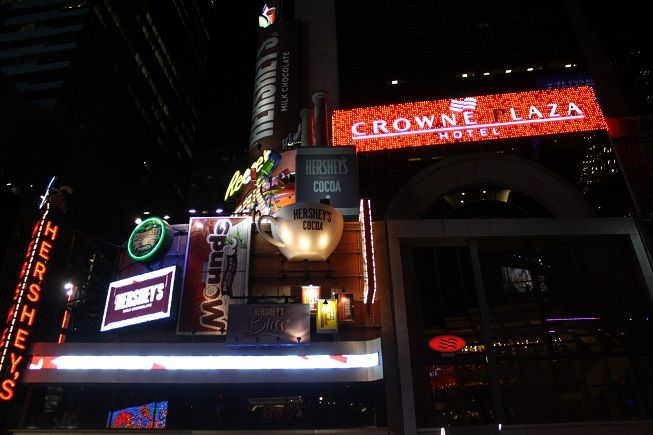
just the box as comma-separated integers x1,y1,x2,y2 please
332,86,607,152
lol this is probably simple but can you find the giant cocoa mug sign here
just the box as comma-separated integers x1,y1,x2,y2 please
256,202,344,261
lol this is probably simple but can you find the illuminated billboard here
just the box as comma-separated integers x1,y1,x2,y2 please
295,146,359,216
107,400,168,429
249,21,301,155
226,304,310,346
332,86,607,152
0,203,58,401
101,266,176,331
177,217,251,335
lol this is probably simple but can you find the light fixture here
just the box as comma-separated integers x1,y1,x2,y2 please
143,211,150,215
135,218,142,225
461,73,468,78
391,79,398,85
527,67,534,71
64,283,73,290
163,215,170,220
188,209,197,214
215,208,223,214
483,72,490,76
505,69,512,73
565,64,572,68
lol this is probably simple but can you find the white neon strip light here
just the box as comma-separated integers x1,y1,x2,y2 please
29,353,379,371
359,199,377,304
360,200,369,304
366,200,377,304
0,204,49,369
351,115,585,140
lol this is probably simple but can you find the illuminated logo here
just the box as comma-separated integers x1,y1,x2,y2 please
101,266,176,332
332,86,607,152
224,149,280,201
449,97,477,113
428,335,466,353
258,4,277,28
127,217,172,262
0,205,58,401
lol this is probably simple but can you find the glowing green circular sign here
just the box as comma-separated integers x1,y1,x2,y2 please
127,217,171,262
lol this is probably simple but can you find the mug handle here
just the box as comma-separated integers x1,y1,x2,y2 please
256,214,286,248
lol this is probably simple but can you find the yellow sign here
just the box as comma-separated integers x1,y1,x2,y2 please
316,299,337,334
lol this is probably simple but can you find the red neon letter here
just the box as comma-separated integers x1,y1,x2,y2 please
13,328,29,350
32,261,47,281
0,379,15,401
27,283,41,303
20,305,36,327
9,352,23,374
38,240,53,261
44,221,58,240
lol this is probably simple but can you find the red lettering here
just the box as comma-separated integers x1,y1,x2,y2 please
0,379,15,401
32,261,46,281
20,305,36,327
44,221,58,240
18,261,28,279
27,283,41,302
0,327,8,348
13,328,29,350
13,283,22,301
38,240,53,261
9,353,23,374
5,303,17,324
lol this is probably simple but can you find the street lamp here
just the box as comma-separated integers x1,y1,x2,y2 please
58,283,77,344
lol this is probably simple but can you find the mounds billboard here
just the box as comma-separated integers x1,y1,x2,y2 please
177,217,252,335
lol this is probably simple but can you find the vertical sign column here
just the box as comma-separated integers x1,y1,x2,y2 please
0,203,58,400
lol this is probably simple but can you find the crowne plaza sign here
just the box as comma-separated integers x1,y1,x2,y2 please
332,86,607,152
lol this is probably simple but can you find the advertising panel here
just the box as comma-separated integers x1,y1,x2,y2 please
295,146,359,216
0,203,58,401
332,86,607,152
316,299,338,334
249,20,301,155
177,217,251,335
301,285,319,313
101,266,176,332
337,293,354,322
107,400,168,429
226,304,310,346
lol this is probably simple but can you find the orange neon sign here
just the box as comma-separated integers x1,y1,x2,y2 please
0,204,58,401
332,86,607,153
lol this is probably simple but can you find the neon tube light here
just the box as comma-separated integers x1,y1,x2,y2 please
29,353,380,371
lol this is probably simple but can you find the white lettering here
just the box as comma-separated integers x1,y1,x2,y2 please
372,120,389,134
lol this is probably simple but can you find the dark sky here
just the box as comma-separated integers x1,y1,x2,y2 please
196,1,263,151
